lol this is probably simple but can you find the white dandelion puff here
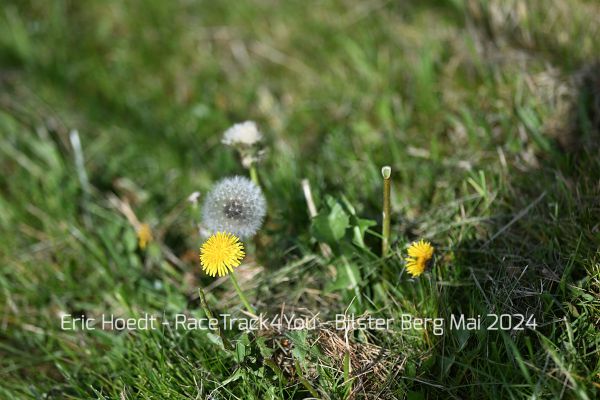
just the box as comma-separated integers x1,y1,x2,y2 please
222,121,263,146
187,191,201,205
202,176,266,238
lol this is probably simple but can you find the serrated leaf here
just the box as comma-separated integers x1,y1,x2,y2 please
256,336,274,358
287,330,309,366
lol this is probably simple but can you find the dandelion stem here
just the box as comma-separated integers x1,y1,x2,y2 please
381,166,392,257
229,272,255,314
198,288,233,350
249,164,260,187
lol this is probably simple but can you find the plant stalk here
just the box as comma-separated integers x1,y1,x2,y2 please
229,273,255,315
381,166,391,257
249,164,260,187
197,288,233,350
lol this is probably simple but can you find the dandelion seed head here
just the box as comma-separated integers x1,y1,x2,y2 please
202,176,266,238
222,121,263,146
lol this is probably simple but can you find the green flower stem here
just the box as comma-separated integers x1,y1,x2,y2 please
229,272,255,315
381,166,392,257
197,288,233,350
249,164,260,187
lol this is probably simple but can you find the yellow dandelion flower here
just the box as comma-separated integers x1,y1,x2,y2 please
200,232,245,277
137,223,152,250
405,240,434,277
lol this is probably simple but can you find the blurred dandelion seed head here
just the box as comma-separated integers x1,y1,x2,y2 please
222,121,263,146
187,191,201,205
222,121,266,168
200,232,245,277
202,176,266,238
405,240,434,277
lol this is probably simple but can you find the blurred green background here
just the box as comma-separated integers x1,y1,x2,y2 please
1,0,599,398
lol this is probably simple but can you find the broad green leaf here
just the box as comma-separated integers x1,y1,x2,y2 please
311,201,349,244
352,217,377,248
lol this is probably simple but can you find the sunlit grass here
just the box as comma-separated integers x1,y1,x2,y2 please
0,0,599,398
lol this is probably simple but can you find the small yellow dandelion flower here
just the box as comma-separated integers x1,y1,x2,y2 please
137,223,152,250
200,232,245,277
405,240,434,277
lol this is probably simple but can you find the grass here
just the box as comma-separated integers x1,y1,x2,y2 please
1,0,599,398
